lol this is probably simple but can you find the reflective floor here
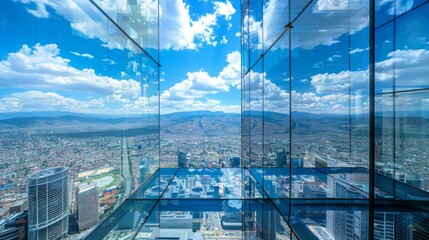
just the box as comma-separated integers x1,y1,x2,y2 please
86,168,429,240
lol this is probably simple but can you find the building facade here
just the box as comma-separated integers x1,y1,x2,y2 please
76,182,99,231
27,167,69,240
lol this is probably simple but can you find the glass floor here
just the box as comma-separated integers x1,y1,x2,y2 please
86,168,429,240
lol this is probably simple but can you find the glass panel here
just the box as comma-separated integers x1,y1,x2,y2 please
248,0,263,67
91,0,159,61
0,0,159,238
290,0,312,21
85,199,158,240
263,0,289,50
394,2,429,92
242,0,250,74
376,0,427,28
375,21,395,94
263,30,290,199
249,61,264,169
290,198,369,240
242,73,251,168
394,90,429,196
290,0,369,170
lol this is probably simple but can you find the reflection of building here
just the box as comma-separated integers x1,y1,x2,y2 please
222,197,242,230
230,155,240,167
291,157,304,168
160,212,192,229
256,207,277,239
315,156,327,168
178,150,187,168
276,149,287,167
117,210,141,230
327,174,366,240
28,167,69,240
76,182,99,231
303,183,326,198
139,158,148,183
327,174,395,240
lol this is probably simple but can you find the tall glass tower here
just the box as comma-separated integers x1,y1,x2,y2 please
27,167,69,240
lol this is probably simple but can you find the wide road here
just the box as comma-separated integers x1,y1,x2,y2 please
121,136,132,201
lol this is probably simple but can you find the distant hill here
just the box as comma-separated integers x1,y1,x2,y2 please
0,111,427,137
161,111,240,136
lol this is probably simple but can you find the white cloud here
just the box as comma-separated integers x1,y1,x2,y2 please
161,97,240,114
16,0,236,51
70,51,94,59
349,47,369,55
159,0,196,50
0,91,104,113
160,51,241,113
160,0,236,50
19,0,52,18
218,51,241,87
213,0,236,20
220,35,228,44
0,43,141,99
327,54,341,62
244,0,369,51
311,49,429,94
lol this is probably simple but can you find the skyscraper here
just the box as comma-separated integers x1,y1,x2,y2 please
178,149,187,168
229,155,240,167
27,167,69,240
76,182,99,231
276,149,287,167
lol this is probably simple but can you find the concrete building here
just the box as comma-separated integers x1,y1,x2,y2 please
76,182,99,231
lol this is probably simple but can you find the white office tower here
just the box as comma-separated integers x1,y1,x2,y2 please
76,182,99,231
28,167,69,240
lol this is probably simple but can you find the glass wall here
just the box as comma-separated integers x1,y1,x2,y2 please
242,0,429,239
0,0,159,238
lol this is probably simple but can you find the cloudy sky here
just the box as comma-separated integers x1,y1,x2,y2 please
0,0,427,115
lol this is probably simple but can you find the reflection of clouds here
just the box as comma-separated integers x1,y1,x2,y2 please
0,44,140,98
16,0,236,51
376,91,429,113
0,43,162,114
311,49,429,94
244,0,369,50
377,0,414,16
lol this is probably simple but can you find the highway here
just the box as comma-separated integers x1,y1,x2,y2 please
121,136,132,201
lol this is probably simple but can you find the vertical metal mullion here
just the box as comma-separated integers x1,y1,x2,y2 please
287,0,292,225
368,0,376,239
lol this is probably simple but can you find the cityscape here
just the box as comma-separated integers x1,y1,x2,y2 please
1,0,429,239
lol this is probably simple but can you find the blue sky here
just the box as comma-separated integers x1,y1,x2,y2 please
0,0,427,115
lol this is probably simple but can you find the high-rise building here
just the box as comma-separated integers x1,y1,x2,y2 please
0,211,27,240
276,149,287,167
75,182,99,231
27,167,69,240
178,150,187,168
229,155,240,167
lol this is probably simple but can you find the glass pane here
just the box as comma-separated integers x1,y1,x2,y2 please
394,2,429,91
248,0,263,67
263,29,291,199
91,0,159,61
